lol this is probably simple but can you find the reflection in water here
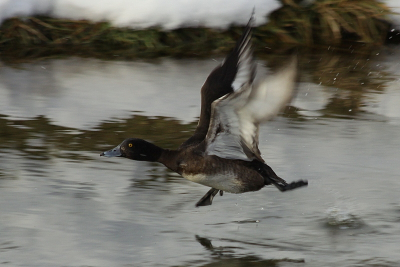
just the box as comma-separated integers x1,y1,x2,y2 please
297,47,395,119
0,48,400,266
193,235,304,267
0,114,195,159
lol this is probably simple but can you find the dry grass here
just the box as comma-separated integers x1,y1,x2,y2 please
269,0,393,45
0,16,240,60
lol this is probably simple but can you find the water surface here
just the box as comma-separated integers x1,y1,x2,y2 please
0,47,400,267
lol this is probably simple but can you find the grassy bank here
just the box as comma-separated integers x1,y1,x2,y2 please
0,0,397,62
270,0,393,45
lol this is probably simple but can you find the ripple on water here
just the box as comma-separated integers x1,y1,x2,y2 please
324,206,364,230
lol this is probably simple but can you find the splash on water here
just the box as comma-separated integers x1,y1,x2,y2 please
325,206,363,229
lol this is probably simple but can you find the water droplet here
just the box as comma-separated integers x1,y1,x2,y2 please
349,109,352,112
376,53,379,56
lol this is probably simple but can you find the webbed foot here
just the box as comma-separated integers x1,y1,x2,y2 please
279,179,308,191
257,161,308,192
270,178,308,192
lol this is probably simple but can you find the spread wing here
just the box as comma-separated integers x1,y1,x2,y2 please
205,56,298,161
180,14,255,148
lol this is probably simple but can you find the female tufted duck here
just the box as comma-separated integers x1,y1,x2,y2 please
101,14,308,207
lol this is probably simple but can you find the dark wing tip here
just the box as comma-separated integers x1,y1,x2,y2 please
249,8,255,27
237,12,254,50
231,11,257,90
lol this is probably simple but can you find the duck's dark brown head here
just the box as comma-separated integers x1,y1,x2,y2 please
100,138,162,162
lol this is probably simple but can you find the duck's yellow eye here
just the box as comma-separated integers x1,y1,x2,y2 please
128,143,133,147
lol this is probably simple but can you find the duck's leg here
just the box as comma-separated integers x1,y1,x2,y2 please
195,188,220,207
265,169,308,192
251,160,308,192
263,164,308,191
268,175,308,191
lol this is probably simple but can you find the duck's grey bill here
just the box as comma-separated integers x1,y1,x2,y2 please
100,145,122,157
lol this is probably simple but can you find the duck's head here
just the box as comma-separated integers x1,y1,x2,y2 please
100,138,162,162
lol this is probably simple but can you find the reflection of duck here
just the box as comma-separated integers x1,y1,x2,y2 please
101,14,307,207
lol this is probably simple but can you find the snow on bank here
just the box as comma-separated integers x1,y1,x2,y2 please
386,0,400,27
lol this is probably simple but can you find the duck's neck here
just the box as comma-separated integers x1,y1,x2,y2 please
132,140,181,172
158,149,180,172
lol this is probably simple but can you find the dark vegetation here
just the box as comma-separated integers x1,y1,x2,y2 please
0,0,397,62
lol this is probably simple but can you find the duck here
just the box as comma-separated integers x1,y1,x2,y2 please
100,14,308,207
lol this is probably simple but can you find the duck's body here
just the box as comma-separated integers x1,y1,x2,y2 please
177,153,265,194
115,139,265,193
101,13,308,207
181,158,263,194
